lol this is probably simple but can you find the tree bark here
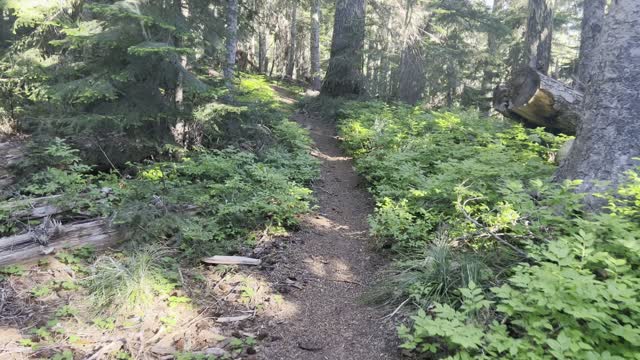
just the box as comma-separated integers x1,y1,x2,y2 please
398,42,426,105
285,2,297,79
224,0,238,91
480,0,504,113
576,0,605,91
555,0,640,203
258,27,268,73
174,0,189,107
397,1,426,105
321,0,366,97
493,67,583,134
524,0,553,74
310,0,322,90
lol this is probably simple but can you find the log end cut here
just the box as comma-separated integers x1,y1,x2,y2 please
493,67,583,135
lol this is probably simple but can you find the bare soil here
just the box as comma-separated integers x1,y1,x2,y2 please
255,95,401,359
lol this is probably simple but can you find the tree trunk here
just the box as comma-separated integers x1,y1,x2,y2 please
258,27,267,73
310,0,321,90
321,0,366,97
174,0,189,107
397,0,426,105
576,0,605,91
398,41,426,105
446,60,457,107
493,67,583,134
224,0,238,91
555,0,640,204
285,2,297,79
524,0,553,74
480,0,504,113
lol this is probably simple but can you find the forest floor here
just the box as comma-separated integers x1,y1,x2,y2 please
0,86,402,360
255,88,401,359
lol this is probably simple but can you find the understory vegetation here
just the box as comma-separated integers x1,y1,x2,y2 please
0,74,318,358
2,0,639,358
335,100,640,359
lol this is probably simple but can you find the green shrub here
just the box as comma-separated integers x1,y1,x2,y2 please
399,181,640,359
336,100,640,359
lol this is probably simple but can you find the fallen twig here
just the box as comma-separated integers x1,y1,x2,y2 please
216,314,252,323
458,197,528,257
202,256,261,266
328,278,363,286
381,297,411,320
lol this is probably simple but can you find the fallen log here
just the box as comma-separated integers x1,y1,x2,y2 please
0,218,119,266
0,195,63,220
1,189,113,222
493,67,583,135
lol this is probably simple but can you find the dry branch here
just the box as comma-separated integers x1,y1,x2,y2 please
202,256,261,266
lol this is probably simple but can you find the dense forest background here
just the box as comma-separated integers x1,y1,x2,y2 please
0,0,639,359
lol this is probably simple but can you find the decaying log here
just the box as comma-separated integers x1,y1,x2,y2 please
0,195,63,220
493,67,583,135
0,219,119,266
1,190,114,221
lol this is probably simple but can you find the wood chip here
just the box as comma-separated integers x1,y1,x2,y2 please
215,314,252,323
202,256,261,266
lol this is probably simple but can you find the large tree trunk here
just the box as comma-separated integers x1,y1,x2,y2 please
576,0,605,91
397,1,426,105
397,41,426,105
310,0,321,90
224,0,238,91
321,0,366,97
493,67,583,134
258,27,268,73
555,0,640,204
524,0,553,74
285,2,297,79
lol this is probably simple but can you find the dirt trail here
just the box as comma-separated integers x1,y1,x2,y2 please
259,93,400,359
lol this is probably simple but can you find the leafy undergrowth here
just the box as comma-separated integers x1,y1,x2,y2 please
335,100,640,359
0,76,319,359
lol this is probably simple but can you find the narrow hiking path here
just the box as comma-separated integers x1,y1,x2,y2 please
259,90,400,359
